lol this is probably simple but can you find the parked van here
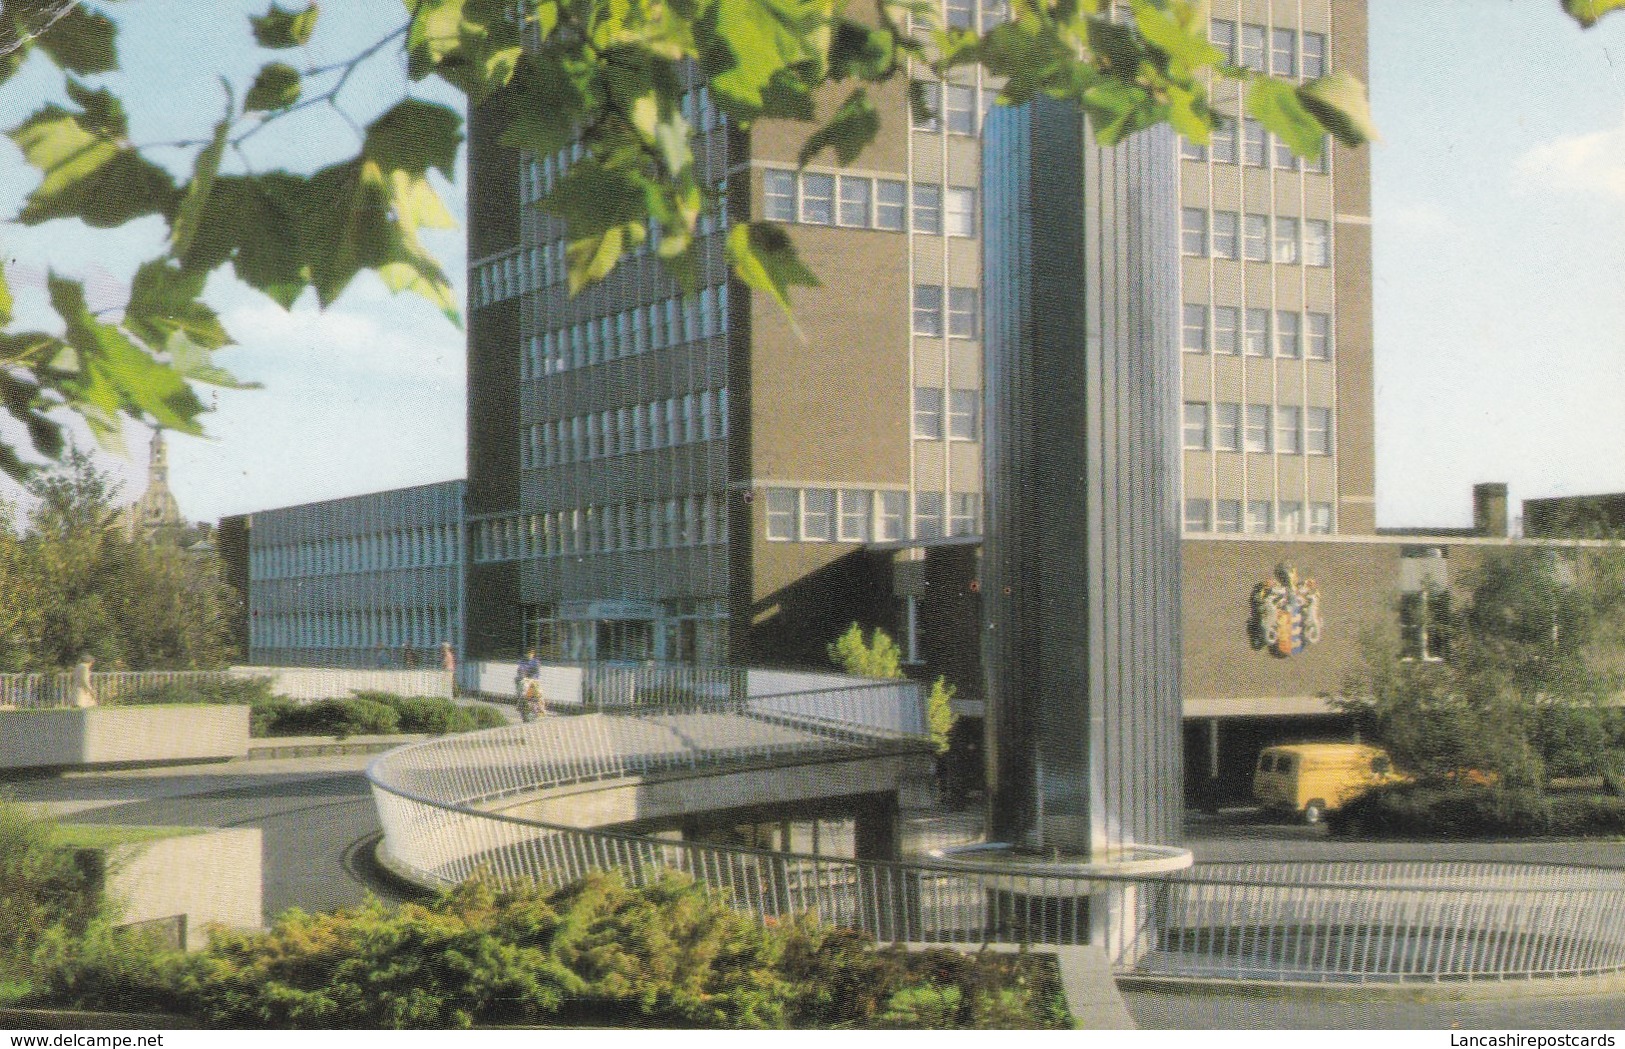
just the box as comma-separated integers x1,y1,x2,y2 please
1253,743,1408,824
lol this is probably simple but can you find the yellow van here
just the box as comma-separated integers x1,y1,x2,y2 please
1253,743,1408,824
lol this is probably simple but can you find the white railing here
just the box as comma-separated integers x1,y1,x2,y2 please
367,689,1625,982
0,670,237,709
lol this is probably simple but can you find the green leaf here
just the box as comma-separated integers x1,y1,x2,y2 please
1133,1,1222,71
1297,70,1377,148
126,261,230,354
725,222,818,323
251,2,319,49
545,161,650,294
701,0,828,113
362,99,462,180
245,62,302,111
1247,77,1325,160
797,88,880,167
496,52,590,159
1564,0,1625,28
7,87,178,228
171,109,230,260
405,0,523,103
182,173,309,307
0,262,11,328
29,3,118,75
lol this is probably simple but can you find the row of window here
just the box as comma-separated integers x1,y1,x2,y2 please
762,168,977,237
1184,498,1334,535
913,285,980,339
520,286,728,380
1181,209,1331,266
1211,21,1327,81
764,487,980,543
473,496,730,564
911,80,988,136
521,389,728,469
476,218,726,310
1180,118,1329,174
1182,305,1332,360
519,87,725,206
249,606,458,652
1182,401,1333,456
913,387,980,441
251,525,460,581
943,0,1008,32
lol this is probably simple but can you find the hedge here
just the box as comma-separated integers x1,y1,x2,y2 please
1328,781,1625,838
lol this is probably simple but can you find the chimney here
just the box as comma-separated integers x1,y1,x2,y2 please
1473,483,1508,538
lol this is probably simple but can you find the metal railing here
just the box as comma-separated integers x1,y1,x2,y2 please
0,670,237,709
583,663,745,708
368,689,1625,984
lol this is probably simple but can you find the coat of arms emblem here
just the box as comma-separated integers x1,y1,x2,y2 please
1250,563,1322,657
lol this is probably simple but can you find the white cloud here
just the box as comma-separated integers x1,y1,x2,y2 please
1513,110,1625,197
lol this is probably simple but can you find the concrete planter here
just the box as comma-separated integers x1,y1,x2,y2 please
99,828,264,951
0,705,249,771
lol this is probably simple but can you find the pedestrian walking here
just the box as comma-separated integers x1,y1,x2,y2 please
71,655,96,708
516,647,544,721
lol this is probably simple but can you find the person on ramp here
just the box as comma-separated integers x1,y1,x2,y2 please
516,648,545,721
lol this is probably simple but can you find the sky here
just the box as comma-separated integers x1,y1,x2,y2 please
1,1,1624,533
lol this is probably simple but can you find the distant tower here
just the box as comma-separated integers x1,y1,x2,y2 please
125,430,186,543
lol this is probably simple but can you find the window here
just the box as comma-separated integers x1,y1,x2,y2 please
914,184,943,234
1240,23,1266,71
1210,19,1236,65
876,180,906,230
949,388,980,440
1213,306,1239,355
1306,312,1332,359
1182,304,1209,352
1245,404,1272,452
1271,28,1297,78
1302,32,1326,79
1184,498,1212,532
1183,402,1210,450
800,173,834,224
1215,500,1242,533
1246,500,1273,534
1274,134,1298,171
1274,217,1300,264
945,188,976,237
1276,311,1301,358
1242,118,1267,167
913,285,944,336
945,84,977,134
839,490,872,542
946,0,974,29
764,169,795,220
1181,208,1208,256
1309,502,1334,534
1211,121,1237,164
802,488,835,541
1214,402,1241,451
1304,219,1331,266
912,81,941,131
1212,211,1239,259
1306,406,1333,455
1400,588,1451,661
1181,137,1207,162
1244,308,1270,356
914,491,944,539
1243,213,1269,261
1278,501,1305,534
914,386,944,439
879,491,907,541
838,176,871,226
948,287,979,339
981,0,1008,31
949,493,980,536
1277,405,1302,454
766,489,797,540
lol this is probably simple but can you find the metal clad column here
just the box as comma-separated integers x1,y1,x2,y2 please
982,97,1182,860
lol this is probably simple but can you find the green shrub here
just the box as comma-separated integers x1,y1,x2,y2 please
126,676,276,707
47,871,1070,1029
348,692,504,734
827,623,904,679
256,698,400,738
0,803,112,1005
1329,781,1553,838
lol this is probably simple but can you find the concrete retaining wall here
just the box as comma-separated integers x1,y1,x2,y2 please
232,666,452,700
0,706,249,771
106,828,263,950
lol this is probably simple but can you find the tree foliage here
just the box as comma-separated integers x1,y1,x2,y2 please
828,621,904,678
0,447,239,671
0,0,1392,481
1342,545,1625,788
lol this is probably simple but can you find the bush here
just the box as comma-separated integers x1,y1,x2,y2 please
125,675,277,708
47,872,1070,1029
827,623,903,679
348,692,505,735
252,697,400,738
0,803,112,1005
1329,781,1553,838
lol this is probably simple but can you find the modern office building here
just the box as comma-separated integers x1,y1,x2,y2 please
462,1,1375,669
222,481,466,667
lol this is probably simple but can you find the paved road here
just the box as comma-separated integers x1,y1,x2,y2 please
3,755,404,919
